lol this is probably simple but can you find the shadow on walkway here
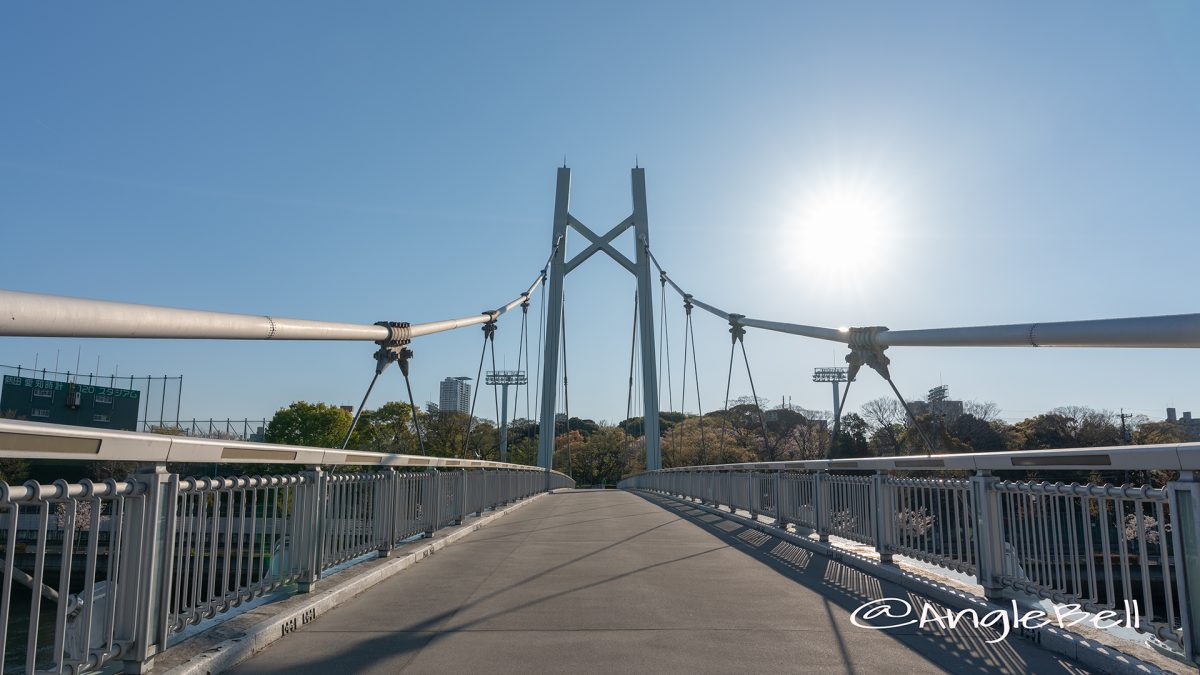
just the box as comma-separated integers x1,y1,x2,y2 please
631,491,1088,675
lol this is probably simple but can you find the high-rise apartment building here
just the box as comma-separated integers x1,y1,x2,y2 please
439,377,472,413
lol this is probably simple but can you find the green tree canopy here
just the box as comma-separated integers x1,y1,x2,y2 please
265,401,351,449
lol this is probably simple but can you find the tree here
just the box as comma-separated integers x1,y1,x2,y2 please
860,398,906,455
1009,413,1074,450
963,400,1001,423
950,414,1007,452
347,401,422,454
1134,421,1190,445
831,413,869,459
571,427,625,486
265,402,351,449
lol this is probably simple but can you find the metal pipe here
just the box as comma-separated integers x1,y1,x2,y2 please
0,282,543,341
878,313,1200,349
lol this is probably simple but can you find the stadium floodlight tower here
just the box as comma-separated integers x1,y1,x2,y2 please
486,370,527,462
813,367,849,420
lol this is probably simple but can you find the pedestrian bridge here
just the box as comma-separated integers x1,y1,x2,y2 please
228,489,1086,675
0,419,1194,674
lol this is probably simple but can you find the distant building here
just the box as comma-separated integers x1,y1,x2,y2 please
1167,408,1200,440
439,377,472,413
908,386,963,426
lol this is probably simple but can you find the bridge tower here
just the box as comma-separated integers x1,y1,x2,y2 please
537,167,662,472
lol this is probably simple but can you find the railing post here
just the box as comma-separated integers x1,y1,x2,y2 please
774,470,785,528
115,464,176,673
970,470,1005,600
872,471,894,564
452,469,466,524
1168,472,1200,663
814,470,829,542
747,471,756,519
424,469,439,537
377,468,398,557
297,465,325,593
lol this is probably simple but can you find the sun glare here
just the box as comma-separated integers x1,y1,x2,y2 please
784,180,897,286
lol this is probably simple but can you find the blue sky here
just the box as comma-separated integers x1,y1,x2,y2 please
2,2,1198,426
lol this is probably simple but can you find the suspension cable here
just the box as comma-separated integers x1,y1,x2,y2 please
519,299,531,421
683,298,707,464
534,271,546,429
624,290,639,459
462,318,497,458
396,348,426,455
736,322,772,459
717,336,736,464
341,369,380,450
560,293,572,477
490,316,502,456
658,273,674,412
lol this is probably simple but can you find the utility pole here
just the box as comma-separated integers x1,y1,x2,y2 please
1118,408,1133,444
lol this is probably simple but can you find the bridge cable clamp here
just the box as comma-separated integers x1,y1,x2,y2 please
843,326,891,382
727,314,747,344
481,313,498,341
372,321,413,375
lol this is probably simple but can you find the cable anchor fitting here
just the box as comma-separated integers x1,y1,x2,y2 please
481,313,498,341
842,326,890,382
372,321,413,375
728,314,747,344
683,294,694,315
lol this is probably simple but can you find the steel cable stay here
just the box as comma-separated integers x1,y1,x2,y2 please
657,273,674,413
681,296,707,464
490,314,502,454
717,332,736,464
657,272,676,465
623,290,639,460
733,317,772,458
533,270,547,443
398,347,426,455
517,298,530,422
711,316,771,461
559,293,572,477
462,318,497,458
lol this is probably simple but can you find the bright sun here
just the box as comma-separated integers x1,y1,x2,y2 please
785,180,897,285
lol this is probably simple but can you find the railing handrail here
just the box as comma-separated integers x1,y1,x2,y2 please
622,440,1200,475
0,418,568,476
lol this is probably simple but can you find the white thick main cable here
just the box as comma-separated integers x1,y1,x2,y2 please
646,247,1200,349
0,270,544,341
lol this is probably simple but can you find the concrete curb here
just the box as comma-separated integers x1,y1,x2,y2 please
633,490,1179,675
159,491,553,675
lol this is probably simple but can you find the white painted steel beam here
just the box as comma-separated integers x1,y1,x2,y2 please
637,441,1200,473
0,418,570,476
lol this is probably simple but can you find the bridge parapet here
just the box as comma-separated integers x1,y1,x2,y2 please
0,418,572,673
620,443,1200,668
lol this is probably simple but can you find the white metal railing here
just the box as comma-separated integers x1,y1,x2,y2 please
0,419,572,674
620,441,1200,665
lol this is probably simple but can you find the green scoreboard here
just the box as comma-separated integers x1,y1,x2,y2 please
1,375,141,431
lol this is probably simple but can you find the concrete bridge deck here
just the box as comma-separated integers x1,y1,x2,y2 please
232,490,1091,674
